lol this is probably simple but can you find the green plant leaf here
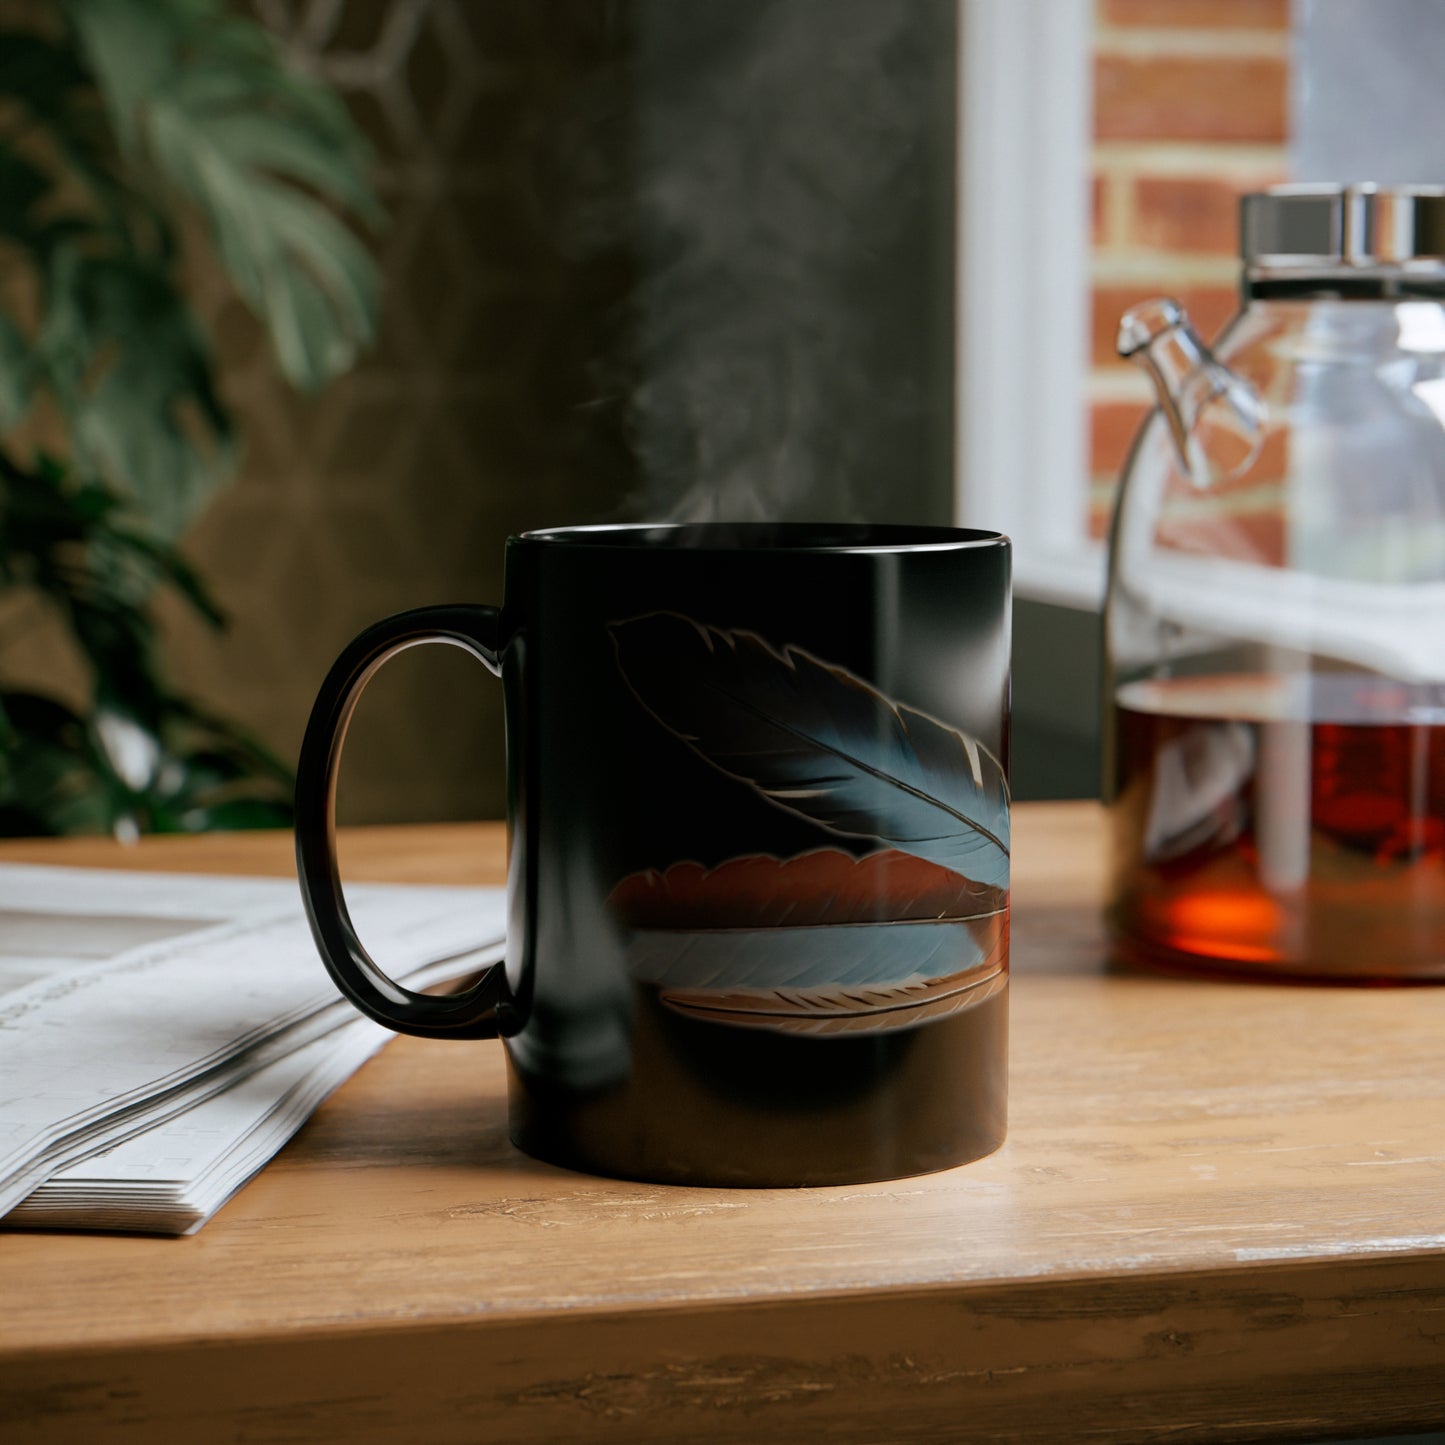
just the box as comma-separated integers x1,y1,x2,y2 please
162,694,295,786
37,248,235,535
55,1,175,153
0,690,117,836
0,28,149,251
0,679,296,838
0,449,222,652
0,150,52,244
0,32,91,131
0,2,356,838
106,525,225,627
0,315,32,429
66,0,382,392
172,797,292,832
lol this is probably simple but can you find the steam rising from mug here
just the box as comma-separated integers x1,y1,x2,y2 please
555,1,951,524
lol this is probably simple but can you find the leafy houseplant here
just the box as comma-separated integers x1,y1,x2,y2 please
0,0,380,836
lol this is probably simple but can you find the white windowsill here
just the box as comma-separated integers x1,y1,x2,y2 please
1012,542,1108,611
955,0,1097,614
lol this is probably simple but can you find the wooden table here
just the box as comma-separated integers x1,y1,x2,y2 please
2,803,1443,1444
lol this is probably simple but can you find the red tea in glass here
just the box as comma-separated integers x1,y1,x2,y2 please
1109,672,1445,981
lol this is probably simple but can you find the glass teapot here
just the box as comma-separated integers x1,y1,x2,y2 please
1105,184,1445,981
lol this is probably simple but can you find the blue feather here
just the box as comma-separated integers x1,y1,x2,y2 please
626,919,999,990
627,922,1007,1035
611,613,1010,889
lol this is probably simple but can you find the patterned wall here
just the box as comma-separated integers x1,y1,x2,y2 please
0,0,959,832
161,0,638,825
144,0,956,828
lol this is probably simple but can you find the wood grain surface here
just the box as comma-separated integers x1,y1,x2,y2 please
2,803,1443,1443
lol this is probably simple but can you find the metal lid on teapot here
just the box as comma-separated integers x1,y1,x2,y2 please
1241,184,1445,288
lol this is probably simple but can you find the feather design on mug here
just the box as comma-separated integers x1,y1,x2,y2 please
610,849,1007,1036
609,612,1010,890
655,943,1008,1035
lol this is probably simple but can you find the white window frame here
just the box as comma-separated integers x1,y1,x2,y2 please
955,0,1104,610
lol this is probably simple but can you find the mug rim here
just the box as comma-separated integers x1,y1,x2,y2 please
514,522,1009,554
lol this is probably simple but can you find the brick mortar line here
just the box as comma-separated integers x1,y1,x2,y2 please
1097,250,1247,270
1093,143,1289,172
1087,480,1294,510
1101,171,1135,251
1093,163,1288,190
1091,255,1242,284
1087,372,1157,403
1093,27,1291,59
1118,168,1139,249
1160,484,1290,517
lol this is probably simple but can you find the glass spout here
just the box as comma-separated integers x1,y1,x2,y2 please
1117,297,1266,487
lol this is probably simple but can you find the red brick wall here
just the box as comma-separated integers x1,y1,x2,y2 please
1088,0,1290,538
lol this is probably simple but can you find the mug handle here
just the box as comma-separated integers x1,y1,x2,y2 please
295,604,508,1039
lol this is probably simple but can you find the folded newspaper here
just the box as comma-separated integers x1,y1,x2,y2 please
0,863,505,1235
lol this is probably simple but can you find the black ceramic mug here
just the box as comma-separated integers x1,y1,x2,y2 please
296,523,1011,1187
